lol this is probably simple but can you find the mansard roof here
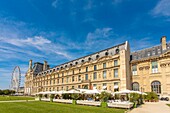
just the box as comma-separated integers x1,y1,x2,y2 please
131,42,170,61
37,42,127,76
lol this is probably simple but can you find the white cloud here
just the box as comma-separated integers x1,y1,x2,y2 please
152,0,170,17
52,0,60,8
130,37,154,52
82,27,129,53
0,36,51,47
84,0,93,10
0,36,72,60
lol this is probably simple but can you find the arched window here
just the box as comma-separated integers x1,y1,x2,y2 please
105,52,109,56
132,82,139,91
115,48,119,54
151,81,161,94
96,55,99,59
75,62,78,65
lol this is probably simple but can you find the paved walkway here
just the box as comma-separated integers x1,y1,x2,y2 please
129,101,170,113
0,100,36,103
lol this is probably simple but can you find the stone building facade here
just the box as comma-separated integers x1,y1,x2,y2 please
25,36,170,98
131,36,170,97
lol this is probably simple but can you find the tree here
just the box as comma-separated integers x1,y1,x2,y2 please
0,90,2,95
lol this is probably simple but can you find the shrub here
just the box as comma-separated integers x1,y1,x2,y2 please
130,93,139,102
71,93,80,100
114,94,120,100
62,94,70,99
100,91,111,102
144,92,158,102
50,94,55,102
38,94,43,101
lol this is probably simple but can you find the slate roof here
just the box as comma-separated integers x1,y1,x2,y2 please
131,42,170,61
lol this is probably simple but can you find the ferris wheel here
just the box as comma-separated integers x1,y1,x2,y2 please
11,66,21,92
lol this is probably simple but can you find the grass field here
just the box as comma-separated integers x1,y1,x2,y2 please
167,104,170,107
0,95,34,101
0,101,125,113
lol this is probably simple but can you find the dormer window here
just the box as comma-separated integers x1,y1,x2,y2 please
75,62,78,65
70,63,73,66
158,48,161,54
105,52,109,56
65,65,67,68
88,57,91,61
152,50,155,55
115,48,119,54
148,52,150,56
81,59,84,63
96,55,99,59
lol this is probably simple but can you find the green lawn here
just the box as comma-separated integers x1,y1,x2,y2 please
167,104,170,107
0,101,125,113
0,95,34,101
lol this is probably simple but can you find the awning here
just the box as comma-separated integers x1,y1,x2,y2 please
93,87,97,90
114,85,119,89
102,86,107,90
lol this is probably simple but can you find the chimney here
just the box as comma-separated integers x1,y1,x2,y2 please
161,36,167,50
29,59,32,71
43,61,47,71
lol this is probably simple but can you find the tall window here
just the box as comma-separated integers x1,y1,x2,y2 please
152,61,158,73
93,72,97,80
66,77,69,83
114,82,119,92
93,84,97,87
85,74,88,80
132,82,139,91
72,76,74,82
103,63,106,68
62,78,64,83
62,72,64,76
132,65,137,75
114,60,118,66
57,79,59,84
114,69,118,78
58,74,60,77
103,71,107,79
94,65,97,71
151,81,161,94
66,86,69,91
72,86,74,89
78,75,81,81
86,67,88,72
103,83,107,90
73,70,74,75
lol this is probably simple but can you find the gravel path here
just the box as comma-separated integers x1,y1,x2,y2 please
129,101,170,113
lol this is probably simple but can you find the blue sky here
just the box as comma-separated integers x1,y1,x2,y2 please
0,0,170,89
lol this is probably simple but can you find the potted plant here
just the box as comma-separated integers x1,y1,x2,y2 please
100,91,111,108
50,94,55,102
130,93,140,108
38,94,43,101
71,93,80,105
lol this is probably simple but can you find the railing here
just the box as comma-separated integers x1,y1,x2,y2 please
81,80,91,83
